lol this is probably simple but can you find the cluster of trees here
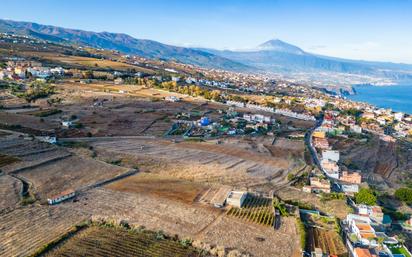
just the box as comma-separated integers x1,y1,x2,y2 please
394,187,412,204
272,196,288,216
13,81,55,103
354,188,377,206
154,81,223,102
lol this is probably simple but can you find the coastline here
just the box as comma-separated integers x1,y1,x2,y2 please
347,84,412,114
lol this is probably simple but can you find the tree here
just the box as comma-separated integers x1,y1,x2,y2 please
355,188,377,206
394,188,412,203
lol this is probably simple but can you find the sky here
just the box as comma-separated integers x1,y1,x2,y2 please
1,0,411,63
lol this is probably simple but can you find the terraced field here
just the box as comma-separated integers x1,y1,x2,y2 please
306,227,347,257
0,175,21,211
227,195,275,226
47,226,205,257
0,206,88,257
0,136,71,174
90,137,300,190
59,188,301,257
18,155,128,199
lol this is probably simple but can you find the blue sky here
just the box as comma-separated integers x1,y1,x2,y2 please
1,0,411,63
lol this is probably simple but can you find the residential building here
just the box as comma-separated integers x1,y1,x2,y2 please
353,248,375,257
114,77,124,85
226,191,247,208
350,125,363,134
165,96,181,102
313,131,326,139
340,171,362,184
322,150,340,162
321,159,340,178
313,137,329,149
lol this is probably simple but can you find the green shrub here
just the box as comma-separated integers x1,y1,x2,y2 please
394,188,412,203
355,188,377,206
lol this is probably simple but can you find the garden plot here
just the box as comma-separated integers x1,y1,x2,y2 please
227,195,275,227
18,155,128,199
303,214,347,257
0,205,88,257
0,175,21,211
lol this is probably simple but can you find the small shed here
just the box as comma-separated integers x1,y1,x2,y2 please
226,191,247,208
47,189,76,205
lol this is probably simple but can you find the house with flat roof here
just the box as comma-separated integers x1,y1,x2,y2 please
226,191,247,208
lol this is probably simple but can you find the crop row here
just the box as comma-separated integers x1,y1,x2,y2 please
227,196,275,226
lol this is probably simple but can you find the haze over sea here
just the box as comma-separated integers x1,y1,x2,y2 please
348,84,412,114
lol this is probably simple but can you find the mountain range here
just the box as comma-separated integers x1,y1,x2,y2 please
1,19,412,82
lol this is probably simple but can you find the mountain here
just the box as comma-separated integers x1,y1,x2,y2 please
0,19,249,71
257,39,305,55
200,39,412,78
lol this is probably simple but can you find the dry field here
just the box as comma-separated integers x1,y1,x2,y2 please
49,83,224,137
18,155,127,199
0,112,60,133
0,135,71,174
0,205,88,257
0,175,21,211
107,173,209,204
47,226,205,257
60,188,300,257
89,136,305,192
19,51,153,73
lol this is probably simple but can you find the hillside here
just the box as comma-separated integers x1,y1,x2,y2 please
0,19,249,71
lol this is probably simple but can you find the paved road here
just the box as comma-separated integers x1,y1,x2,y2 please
304,116,323,170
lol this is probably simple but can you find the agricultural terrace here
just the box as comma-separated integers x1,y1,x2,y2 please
227,195,275,226
18,155,128,199
0,175,21,210
90,136,304,192
18,51,153,73
60,188,301,257
0,206,88,257
47,225,206,257
302,213,347,257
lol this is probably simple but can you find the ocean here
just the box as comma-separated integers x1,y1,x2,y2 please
347,84,412,114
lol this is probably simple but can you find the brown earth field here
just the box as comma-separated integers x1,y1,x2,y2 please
106,173,209,205
17,155,128,200
88,136,306,192
0,175,22,211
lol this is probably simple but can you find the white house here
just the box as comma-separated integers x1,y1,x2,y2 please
61,121,73,128
47,189,76,205
322,150,340,162
226,191,247,208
